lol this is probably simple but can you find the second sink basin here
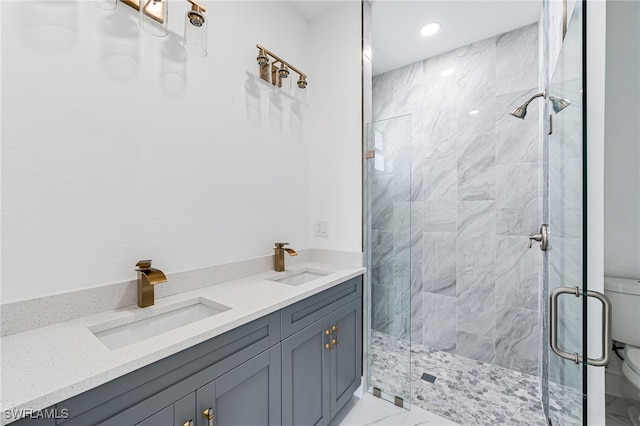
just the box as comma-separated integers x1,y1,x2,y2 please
91,299,230,350
270,268,331,286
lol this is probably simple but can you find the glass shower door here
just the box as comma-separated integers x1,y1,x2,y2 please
544,3,587,425
364,114,412,407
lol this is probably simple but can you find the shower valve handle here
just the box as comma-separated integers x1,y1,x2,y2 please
529,224,549,251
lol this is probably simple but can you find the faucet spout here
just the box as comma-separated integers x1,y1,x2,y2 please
136,260,167,308
274,243,297,272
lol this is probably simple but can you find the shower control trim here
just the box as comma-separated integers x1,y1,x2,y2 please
529,224,549,251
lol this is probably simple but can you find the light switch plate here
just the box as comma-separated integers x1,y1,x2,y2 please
314,220,329,238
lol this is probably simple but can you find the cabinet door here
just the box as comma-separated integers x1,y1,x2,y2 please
329,298,361,419
196,346,281,426
174,392,196,426
136,406,172,426
281,317,331,426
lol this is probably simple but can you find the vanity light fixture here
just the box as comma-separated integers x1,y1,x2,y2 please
256,44,308,89
183,0,208,56
89,0,208,56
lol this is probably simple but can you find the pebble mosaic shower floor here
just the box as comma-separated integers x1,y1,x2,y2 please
369,330,581,425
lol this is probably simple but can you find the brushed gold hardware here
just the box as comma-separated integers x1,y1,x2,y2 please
331,325,338,332
202,408,214,426
325,343,331,350
136,259,168,308
274,242,297,272
186,0,205,13
325,329,331,335
331,339,338,345
183,420,193,426
121,0,165,24
365,150,375,159
256,44,308,89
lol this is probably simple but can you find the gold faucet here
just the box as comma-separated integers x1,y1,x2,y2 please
274,242,297,272
136,260,168,308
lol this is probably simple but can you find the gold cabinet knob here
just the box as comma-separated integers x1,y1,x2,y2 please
325,329,331,335
183,421,193,426
331,339,338,345
325,343,331,350
331,325,338,332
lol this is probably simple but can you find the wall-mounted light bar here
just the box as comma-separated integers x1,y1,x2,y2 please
89,0,208,56
256,44,308,89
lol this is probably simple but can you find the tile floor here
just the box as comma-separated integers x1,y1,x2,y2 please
369,330,548,425
605,394,640,426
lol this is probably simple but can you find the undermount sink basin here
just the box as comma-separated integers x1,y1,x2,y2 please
270,269,331,286
91,299,230,350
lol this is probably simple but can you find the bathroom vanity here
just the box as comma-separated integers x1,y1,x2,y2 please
6,271,362,426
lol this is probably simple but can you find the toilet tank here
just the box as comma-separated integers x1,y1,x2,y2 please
604,277,640,347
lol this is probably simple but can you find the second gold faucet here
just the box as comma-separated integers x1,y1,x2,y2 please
274,243,297,272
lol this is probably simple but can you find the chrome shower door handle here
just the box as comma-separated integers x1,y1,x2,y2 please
529,224,549,251
549,287,612,367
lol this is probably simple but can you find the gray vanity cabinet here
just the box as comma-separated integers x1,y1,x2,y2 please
281,277,362,426
195,345,282,426
10,275,362,426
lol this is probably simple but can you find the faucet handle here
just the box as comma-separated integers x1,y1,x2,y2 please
136,259,153,270
274,242,290,248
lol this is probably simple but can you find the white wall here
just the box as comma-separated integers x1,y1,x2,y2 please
307,1,362,252
604,0,640,280
1,0,362,303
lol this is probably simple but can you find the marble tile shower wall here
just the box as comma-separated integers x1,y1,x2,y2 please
371,23,542,375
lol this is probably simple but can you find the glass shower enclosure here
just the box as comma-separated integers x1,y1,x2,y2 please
364,114,412,407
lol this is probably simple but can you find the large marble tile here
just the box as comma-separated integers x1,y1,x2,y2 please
410,152,424,202
411,261,424,345
423,232,456,296
496,162,540,236
456,201,496,271
392,202,411,261
496,23,539,96
393,142,412,203
422,292,456,352
495,236,540,311
457,131,496,201
371,230,393,266
456,38,496,136
456,267,496,337
410,202,423,262
495,88,540,165
423,133,457,172
372,175,393,231
495,306,540,375
372,73,395,121
424,170,457,233
549,158,582,239
456,330,496,364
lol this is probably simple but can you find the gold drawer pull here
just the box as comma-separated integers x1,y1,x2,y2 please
202,407,215,426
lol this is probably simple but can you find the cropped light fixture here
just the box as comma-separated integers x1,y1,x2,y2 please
183,0,207,56
256,44,308,90
89,0,207,57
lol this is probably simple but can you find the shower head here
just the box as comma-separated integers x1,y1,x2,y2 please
509,91,573,120
509,105,529,119
550,96,572,113
508,91,545,120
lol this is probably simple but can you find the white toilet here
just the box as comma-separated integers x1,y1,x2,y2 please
604,276,640,425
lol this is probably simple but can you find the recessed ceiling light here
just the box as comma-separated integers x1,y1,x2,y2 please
420,22,441,37
441,68,455,77
469,110,479,115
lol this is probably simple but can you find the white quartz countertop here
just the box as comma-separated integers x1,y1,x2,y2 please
0,262,365,424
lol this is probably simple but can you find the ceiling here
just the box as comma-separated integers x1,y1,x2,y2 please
287,1,541,76
372,1,542,75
